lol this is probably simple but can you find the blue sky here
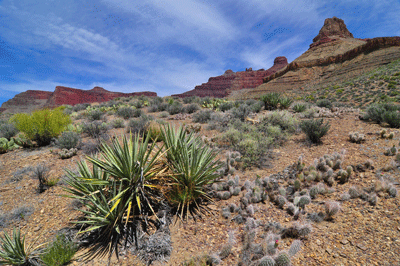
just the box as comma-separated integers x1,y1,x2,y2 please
1,0,400,105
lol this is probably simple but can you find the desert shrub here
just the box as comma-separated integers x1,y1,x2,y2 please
292,102,308,113
229,105,251,122
260,92,281,110
126,115,154,135
363,103,400,124
10,107,71,146
259,111,299,133
81,140,102,156
161,125,222,219
193,109,213,123
207,112,232,131
219,101,235,112
40,234,77,266
111,118,125,128
184,103,200,114
72,103,91,112
10,206,34,221
55,131,81,149
300,118,330,143
150,96,164,105
0,123,19,140
0,228,41,265
382,111,400,128
248,100,264,113
87,109,104,121
10,166,33,183
116,107,136,119
168,102,183,115
279,96,294,109
64,133,166,260
316,99,332,109
183,96,200,104
81,121,108,138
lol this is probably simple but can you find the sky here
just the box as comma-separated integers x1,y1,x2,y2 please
1,0,400,105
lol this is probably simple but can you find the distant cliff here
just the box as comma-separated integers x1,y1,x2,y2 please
172,56,288,98
0,86,157,113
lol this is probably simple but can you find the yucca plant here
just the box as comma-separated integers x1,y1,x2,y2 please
161,125,222,220
63,132,167,260
261,92,282,110
0,228,43,266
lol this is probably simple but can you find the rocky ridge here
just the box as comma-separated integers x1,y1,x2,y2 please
172,56,288,98
0,86,157,114
232,17,400,100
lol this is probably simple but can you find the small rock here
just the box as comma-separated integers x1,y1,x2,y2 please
340,239,349,245
326,248,332,254
356,243,367,251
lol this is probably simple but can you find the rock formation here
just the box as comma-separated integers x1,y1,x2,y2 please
0,86,157,114
172,56,288,98
311,17,354,48
234,17,400,99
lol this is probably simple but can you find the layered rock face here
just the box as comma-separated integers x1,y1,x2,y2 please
311,17,354,49
172,56,288,98
0,86,157,113
235,17,400,99
45,86,156,107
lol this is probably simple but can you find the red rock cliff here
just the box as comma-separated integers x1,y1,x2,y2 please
173,56,288,98
45,86,156,107
0,87,157,113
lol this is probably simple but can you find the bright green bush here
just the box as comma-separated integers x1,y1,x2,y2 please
40,234,77,266
260,92,281,110
9,107,71,146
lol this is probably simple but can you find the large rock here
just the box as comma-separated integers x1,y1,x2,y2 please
311,17,354,48
0,86,157,114
172,56,288,98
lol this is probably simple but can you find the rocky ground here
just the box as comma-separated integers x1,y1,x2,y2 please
0,105,399,266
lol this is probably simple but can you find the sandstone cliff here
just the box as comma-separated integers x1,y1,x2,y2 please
0,86,157,114
234,17,400,99
172,56,288,98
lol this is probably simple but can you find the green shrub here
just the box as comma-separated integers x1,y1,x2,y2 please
193,109,213,123
259,111,298,133
184,103,200,114
126,115,154,135
168,102,183,115
55,131,81,149
279,96,294,109
81,121,108,138
383,111,400,128
316,99,332,109
116,107,137,119
40,234,77,266
87,109,104,121
300,119,330,143
64,133,165,260
111,118,125,128
219,101,235,112
10,107,71,146
229,105,251,122
292,102,308,113
183,96,200,104
0,138,20,154
260,92,281,110
0,228,42,265
72,103,91,112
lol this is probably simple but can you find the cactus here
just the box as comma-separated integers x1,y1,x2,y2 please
349,132,366,143
288,240,302,257
380,129,387,138
368,193,378,206
297,195,311,209
388,185,398,197
12,133,34,148
58,148,78,159
276,195,286,209
232,187,241,196
258,256,275,266
349,186,360,199
219,231,235,260
286,203,298,216
221,191,231,200
364,159,374,169
309,186,319,199
294,179,301,191
0,137,20,153
274,251,290,266
325,201,341,220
